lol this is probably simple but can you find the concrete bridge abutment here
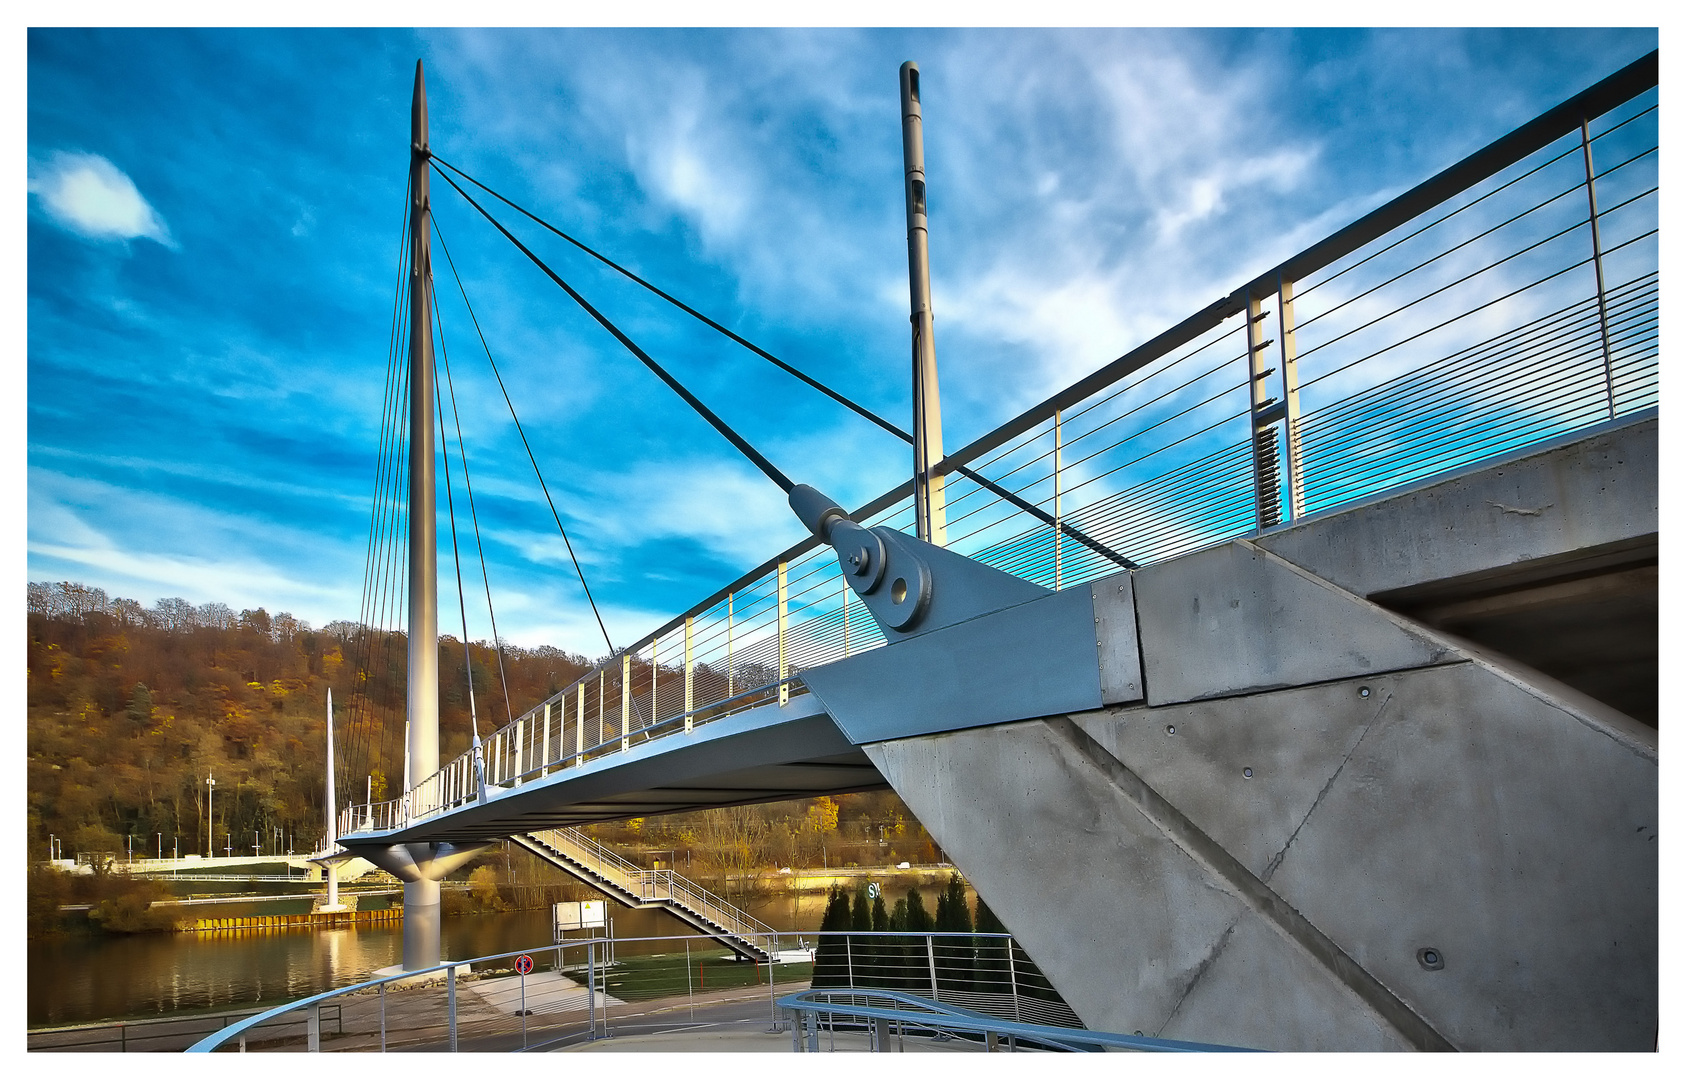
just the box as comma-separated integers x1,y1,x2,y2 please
859,417,1657,1051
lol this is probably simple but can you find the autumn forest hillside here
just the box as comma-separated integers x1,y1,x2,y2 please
26,580,929,869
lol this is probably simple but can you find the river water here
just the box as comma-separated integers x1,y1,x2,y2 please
28,888,848,1028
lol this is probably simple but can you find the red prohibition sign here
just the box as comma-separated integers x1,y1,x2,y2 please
515,954,534,975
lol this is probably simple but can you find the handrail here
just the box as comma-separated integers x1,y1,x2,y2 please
523,828,777,943
186,930,1076,1053
184,943,577,1052
779,988,1261,1052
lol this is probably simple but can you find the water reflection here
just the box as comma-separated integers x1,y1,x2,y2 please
27,887,860,1027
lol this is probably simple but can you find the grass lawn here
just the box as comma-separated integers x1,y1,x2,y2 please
564,946,813,1002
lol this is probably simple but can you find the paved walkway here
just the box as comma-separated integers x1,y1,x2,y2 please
465,972,625,1015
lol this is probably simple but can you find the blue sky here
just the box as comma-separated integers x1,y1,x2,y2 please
25,27,1659,656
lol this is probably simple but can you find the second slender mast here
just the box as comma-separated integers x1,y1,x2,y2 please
901,60,948,547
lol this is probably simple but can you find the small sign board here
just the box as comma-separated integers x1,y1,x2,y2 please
554,900,606,936
515,954,534,975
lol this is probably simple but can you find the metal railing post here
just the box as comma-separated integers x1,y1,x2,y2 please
587,942,596,1040
727,591,735,697
927,934,939,1000
620,653,632,750
1581,116,1617,418
447,964,458,1051
542,702,551,775
1275,273,1304,521
1245,290,1284,530
651,632,660,725
514,716,524,784
1053,409,1063,588
379,982,386,1052
307,1004,320,1052
686,939,694,1018
597,669,605,749
841,573,850,656
683,616,694,733
1008,942,1021,1022
778,562,789,706
576,682,585,765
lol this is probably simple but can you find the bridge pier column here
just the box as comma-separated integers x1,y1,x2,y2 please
402,879,440,971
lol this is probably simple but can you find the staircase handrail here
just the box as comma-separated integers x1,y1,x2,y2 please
525,829,777,943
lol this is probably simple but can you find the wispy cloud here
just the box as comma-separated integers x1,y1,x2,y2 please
28,151,175,247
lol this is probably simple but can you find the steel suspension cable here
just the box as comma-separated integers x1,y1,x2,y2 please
430,218,618,657
431,153,907,441
428,288,489,750
432,164,795,492
429,154,1134,568
347,180,413,812
432,273,517,731
431,217,649,731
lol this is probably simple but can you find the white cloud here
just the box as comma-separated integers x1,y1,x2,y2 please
27,471,355,623
584,457,805,569
29,151,175,247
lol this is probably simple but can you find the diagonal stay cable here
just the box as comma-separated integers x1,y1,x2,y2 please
432,163,795,492
432,216,649,728
431,218,618,657
432,152,907,441
431,307,487,746
433,268,517,731
431,155,1135,569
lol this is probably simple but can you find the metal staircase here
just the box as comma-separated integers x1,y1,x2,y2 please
511,828,777,962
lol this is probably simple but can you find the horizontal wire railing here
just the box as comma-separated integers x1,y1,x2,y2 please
185,930,1084,1053
340,56,1658,839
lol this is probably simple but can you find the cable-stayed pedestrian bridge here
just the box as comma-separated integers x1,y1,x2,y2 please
334,53,1657,1051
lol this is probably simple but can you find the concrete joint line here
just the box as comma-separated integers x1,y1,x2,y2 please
1233,538,1458,662
1044,714,1456,1052
1260,686,1397,884
1243,537,1656,761
1156,919,1238,1038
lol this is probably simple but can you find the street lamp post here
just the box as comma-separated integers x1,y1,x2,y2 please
205,773,217,857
